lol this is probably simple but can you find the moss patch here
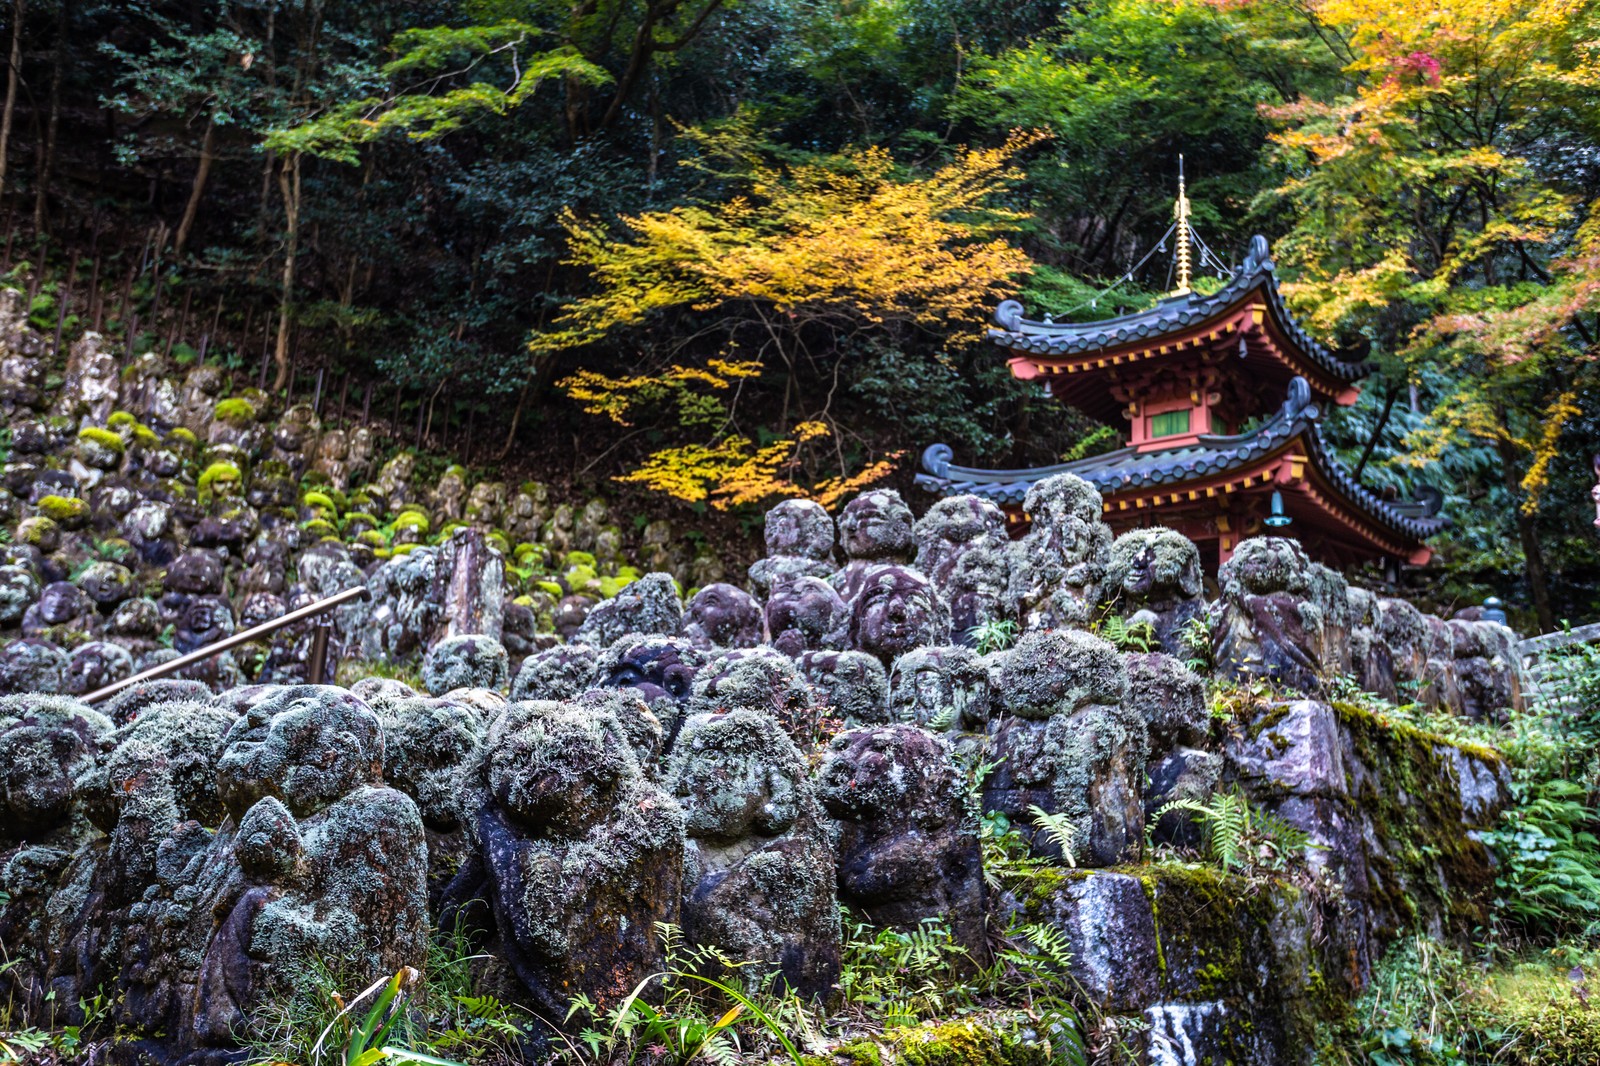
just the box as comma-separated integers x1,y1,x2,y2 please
37,495,89,526
1330,700,1500,941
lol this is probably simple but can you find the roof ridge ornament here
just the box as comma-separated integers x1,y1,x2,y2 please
994,299,1024,331
1243,234,1273,275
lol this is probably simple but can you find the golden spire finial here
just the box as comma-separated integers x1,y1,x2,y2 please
1173,155,1192,296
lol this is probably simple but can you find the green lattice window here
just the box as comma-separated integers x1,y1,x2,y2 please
1148,408,1191,438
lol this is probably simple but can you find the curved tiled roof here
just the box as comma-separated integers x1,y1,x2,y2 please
915,377,1447,545
988,235,1368,385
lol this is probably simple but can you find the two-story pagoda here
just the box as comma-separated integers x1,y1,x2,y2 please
915,229,1446,576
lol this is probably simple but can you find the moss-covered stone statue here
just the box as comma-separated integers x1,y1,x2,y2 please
816,724,986,957
1102,527,1205,655
690,646,819,748
1213,537,1345,693
575,572,683,648
681,582,764,650
887,645,991,736
847,565,951,666
511,642,600,702
444,700,685,1023
1005,474,1112,632
765,576,848,658
984,630,1145,867
374,695,486,911
797,649,889,726
668,708,840,998
913,494,1010,644
830,489,916,608
185,686,428,1053
747,498,836,600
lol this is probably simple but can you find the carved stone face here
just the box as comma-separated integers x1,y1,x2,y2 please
798,650,889,724
764,499,834,560
239,593,286,629
600,637,701,705
816,724,948,822
671,710,798,843
176,596,235,653
766,577,846,656
485,703,633,837
512,644,599,702
682,583,763,649
850,567,948,664
216,686,383,819
1107,528,1203,603
107,597,160,637
77,562,135,608
38,582,90,626
0,721,94,840
1222,537,1311,596
0,565,39,624
837,490,914,562
888,646,988,731
381,698,483,831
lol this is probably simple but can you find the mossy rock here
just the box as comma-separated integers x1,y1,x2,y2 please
301,490,340,516
534,579,564,599
486,531,510,556
17,515,59,547
598,574,635,599
213,397,258,426
301,518,339,538
37,494,90,526
356,530,387,549
391,543,421,556
394,511,430,535
563,550,598,570
166,426,198,447
198,461,242,498
106,411,137,430
77,426,126,454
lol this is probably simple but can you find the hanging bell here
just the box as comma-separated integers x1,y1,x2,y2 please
1265,489,1293,528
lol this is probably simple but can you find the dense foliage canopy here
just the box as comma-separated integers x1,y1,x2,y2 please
10,0,1600,626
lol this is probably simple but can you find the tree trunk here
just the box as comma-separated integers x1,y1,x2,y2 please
0,0,25,204
272,150,301,391
31,0,62,235
174,118,215,256
1494,409,1555,632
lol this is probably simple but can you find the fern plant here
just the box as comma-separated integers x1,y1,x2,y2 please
968,618,1019,655
1097,615,1156,654
564,924,806,1066
1027,805,1079,868
1177,614,1214,674
1153,789,1313,875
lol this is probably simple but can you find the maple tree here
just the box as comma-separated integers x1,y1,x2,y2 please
1263,0,1600,628
539,127,1042,511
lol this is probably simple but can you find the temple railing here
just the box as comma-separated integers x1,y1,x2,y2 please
82,584,369,705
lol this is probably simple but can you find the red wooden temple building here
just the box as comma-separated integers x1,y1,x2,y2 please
915,230,1446,576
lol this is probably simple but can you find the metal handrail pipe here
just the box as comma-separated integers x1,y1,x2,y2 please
81,584,371,705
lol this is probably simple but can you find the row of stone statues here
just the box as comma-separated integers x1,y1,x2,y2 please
0,476,1529,1064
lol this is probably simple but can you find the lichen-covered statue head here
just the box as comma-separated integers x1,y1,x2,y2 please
837,489,915,563
1007,473,1112,631
764,576,847,658
748,500,837,599
511,643,599,702
815,724,985,954
575,572,683,648
848,566,951,666
1103,527,1204,654
887,645,991,734
681,583,763,650
216,685,384,820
